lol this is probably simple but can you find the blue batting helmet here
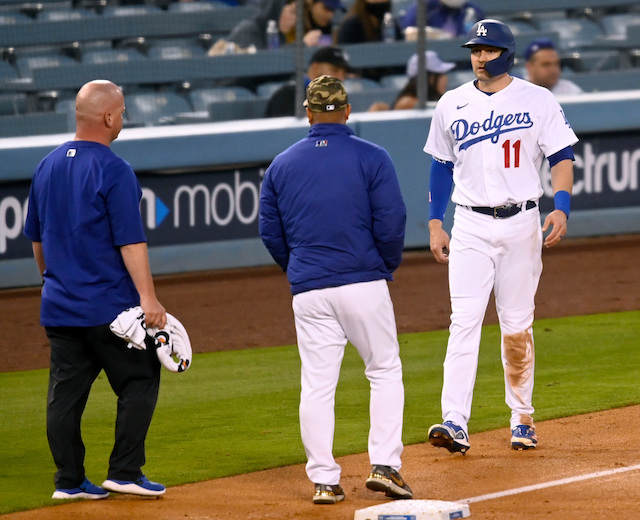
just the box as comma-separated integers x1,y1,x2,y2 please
462,19,515,77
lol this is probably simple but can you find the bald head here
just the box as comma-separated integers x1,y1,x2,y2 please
75,80,125,145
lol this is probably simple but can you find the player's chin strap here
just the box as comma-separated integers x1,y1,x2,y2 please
110,306,192,373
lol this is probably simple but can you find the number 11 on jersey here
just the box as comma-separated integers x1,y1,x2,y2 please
502,139,521,168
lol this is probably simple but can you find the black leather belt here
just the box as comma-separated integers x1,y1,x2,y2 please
464,200,537,219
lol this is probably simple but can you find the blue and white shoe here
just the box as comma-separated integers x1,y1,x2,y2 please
102,475,166,496
52,478,109,500
428,420,470,454
511,425,538,450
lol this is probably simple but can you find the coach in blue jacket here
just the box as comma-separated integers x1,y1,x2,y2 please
259,75,412,505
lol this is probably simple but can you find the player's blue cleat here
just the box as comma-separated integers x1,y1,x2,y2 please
511,425,538,450
52,478,109,500
428,421,470,454
102,475,165,496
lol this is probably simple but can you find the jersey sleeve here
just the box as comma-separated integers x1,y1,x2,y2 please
423,95,457,163
538,94,578,157
24,174,41,242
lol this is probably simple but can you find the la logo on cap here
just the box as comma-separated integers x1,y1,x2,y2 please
476,23,487,36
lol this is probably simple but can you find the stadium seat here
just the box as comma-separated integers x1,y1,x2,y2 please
343,77,381,92
124,92,193,127
256,81,288,99
38,8,97,21
15,54,78,79
447,70,476,89
561,49,621,72
0,93,27,116
0,60,19,81
599,13,640,39
380,74,407,90
347,88,397,113
82,48,145,65
167,1,230,12
207,98,268,122
147,41,206,60
189,87,256,112
536,19,604,50
102,5,163,17
54,98,77,132
0,11,32,24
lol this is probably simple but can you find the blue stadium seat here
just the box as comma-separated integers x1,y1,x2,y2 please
562,49,621,72
189,87,256,112
82,48,145,65
380,74,407,90
15,54,78,78
207,98,268,122
0,60,19,80
54,98,77,132
0,92,27,116
102,5,163,17
147,42,205,60
38,8,97,21
343,77,381,93
600,13,640,39
167,1,230,12
256,81,288,99
0,11,32,24
124,92,193,127
537,18,604,50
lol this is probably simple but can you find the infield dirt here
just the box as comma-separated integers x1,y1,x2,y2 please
1,234,639,519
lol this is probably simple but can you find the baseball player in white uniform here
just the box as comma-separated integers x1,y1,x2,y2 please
424,19,578,453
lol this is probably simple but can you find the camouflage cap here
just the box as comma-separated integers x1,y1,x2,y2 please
304,75,349,113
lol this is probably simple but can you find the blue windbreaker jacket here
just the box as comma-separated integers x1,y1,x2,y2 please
259,123,406,295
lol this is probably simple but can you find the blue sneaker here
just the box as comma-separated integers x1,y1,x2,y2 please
52,478,109,500
102,475,166,496
511,424,538,450
428,420,470,454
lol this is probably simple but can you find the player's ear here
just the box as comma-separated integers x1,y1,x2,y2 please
104,111,113,128
306,107,314,124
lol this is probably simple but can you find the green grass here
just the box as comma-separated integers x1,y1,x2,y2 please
0,311,638,513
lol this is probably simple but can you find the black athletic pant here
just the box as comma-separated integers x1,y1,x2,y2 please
46,325,161,489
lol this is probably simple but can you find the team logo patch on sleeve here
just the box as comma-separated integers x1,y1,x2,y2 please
316,140,328,147
66,149,76,157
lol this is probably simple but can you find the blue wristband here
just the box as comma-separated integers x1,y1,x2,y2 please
554,190,571,218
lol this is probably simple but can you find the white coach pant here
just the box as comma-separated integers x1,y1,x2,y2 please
442,205,543,432
292,279,404,486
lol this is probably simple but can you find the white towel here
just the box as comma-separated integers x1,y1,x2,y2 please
110,306,192,372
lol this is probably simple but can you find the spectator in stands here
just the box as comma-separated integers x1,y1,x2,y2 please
402,0,484,39
336,0,403,80
225,0,340,51
337,0,401,44
265,46,352,117
368,50,454,111
524,38,583,96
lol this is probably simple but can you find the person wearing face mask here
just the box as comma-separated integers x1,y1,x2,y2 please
402,0,484,38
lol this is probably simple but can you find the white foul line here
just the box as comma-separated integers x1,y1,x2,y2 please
461,463,640,504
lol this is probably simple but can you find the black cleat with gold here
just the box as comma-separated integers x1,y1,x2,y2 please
365,465,413,499
313,483,345,504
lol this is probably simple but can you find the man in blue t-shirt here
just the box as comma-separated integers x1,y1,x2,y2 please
24,80,167,500
259,75,412,504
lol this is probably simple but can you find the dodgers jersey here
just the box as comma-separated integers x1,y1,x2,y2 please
424,76,578,207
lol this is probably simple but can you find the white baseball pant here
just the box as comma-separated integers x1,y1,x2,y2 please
292,279,404,486
441,204,543,432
